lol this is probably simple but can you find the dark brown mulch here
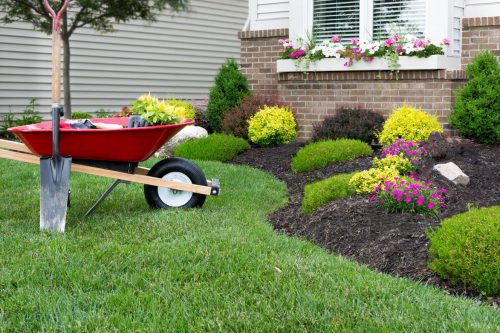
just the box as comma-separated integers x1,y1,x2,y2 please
230,140,500,304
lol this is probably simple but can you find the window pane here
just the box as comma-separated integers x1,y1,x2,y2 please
373,0,426,39
313,0,360,41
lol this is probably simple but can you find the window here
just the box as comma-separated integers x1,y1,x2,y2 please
312,0,426,41
313,0,360,40
373,0,426,38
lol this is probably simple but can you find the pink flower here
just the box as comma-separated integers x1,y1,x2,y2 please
442,37,451,46
405,197,412,203
413,39,425,48
331,35,341,43
417,196,425,206
393,34,400,41
385,38,395,47
370,195,376,201
396,45,403,53
351,38,359,45
427,202,435,209
406,151,413,157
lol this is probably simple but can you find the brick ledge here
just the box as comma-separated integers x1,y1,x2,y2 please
238,29,289,39
463,16,500,28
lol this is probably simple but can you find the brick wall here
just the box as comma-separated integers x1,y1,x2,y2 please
238,16,500,140
238,29,287,95
278,71,466,139
462,16,500,69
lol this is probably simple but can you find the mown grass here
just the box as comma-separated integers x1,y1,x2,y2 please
0,158,498,331
292,139,373,172
174,133,250,162
302,172,357,215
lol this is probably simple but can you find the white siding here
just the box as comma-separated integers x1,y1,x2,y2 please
465,0,500,17
249,0,289,30
0,0,247,116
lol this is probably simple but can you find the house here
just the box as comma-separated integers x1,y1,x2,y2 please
239,0,500,139
0,0,247,116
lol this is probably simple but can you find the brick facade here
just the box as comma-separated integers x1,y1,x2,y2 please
239,17,499,140
462,16,500,69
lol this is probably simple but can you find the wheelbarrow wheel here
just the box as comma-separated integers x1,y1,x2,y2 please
144,157,207,209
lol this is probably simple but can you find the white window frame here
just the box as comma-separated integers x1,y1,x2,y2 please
289,0,459,58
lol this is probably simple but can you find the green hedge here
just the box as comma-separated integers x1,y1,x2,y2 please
174,134,249,162
292,139,373,172
427,206,500,296
302,172,357,215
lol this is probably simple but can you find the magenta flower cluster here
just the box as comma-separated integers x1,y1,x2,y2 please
371,175,446,217
382,138,428,164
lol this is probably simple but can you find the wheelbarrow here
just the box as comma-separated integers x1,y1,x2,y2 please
0,117,220,218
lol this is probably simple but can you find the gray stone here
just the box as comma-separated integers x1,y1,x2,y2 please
156,125,208,157
433,162,470,185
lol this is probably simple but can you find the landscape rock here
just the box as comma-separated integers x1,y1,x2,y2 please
433,162,470,185
156,125,208,157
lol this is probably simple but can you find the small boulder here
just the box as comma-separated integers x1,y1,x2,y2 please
157,125,208,157
433,162,470,185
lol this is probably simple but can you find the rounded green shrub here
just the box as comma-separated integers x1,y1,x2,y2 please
165,98,196,120
173,133,250,162
248,105,297,146
206,59,250,132
292,139,373,173
449,51,500,144
313,107,385,143
427,206,500,296
378,106,443,145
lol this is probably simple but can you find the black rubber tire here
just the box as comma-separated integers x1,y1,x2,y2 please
144,157,207,209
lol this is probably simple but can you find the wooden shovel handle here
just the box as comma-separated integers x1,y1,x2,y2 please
43,0,70,104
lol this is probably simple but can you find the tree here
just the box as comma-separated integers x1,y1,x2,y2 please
0,0,189,118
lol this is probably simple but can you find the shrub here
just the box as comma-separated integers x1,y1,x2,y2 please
221,94,285,139
1,98,42,139
302,172,357,215
72,111,92,119
129,94,181,125
349,166,401,194
173,133,250,162
372,154,415,174
427,206,500,296
165,98,196,120
206,59,251,132
378,105,443,145
449,51,500,143
194,107,213,134
312,108,385,143
248,106,297,146
292,139,372,173
373,176,446,216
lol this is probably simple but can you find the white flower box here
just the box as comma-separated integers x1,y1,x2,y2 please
276,55,460,73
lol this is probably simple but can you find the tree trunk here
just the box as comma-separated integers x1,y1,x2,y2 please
62,13,71,118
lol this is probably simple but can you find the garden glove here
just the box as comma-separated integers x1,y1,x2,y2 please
128,115,150,128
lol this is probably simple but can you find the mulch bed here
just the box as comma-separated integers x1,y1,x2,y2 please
230,139,500,304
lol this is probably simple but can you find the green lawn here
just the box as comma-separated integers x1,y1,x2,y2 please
0,158,498,331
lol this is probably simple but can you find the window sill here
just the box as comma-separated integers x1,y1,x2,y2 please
276,55,460,73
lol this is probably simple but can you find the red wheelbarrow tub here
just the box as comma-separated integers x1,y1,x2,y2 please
9,118,194,162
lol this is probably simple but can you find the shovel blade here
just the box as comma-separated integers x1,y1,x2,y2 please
40,156,72,232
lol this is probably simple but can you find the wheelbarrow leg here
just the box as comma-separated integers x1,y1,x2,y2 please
85,179,126,217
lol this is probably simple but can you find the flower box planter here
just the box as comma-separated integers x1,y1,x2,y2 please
276,55,460,73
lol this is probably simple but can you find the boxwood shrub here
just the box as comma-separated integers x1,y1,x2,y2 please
174,134,249,162
302,172,357,215
292,139,373,172
427,206,500,296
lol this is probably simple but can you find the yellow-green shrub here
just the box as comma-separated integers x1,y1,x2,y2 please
349,166,401,194
373,154,415,174
165,98,196,120
378,106,443,144
248,106,297,146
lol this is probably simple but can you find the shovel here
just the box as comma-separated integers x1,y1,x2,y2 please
40,0,71,232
